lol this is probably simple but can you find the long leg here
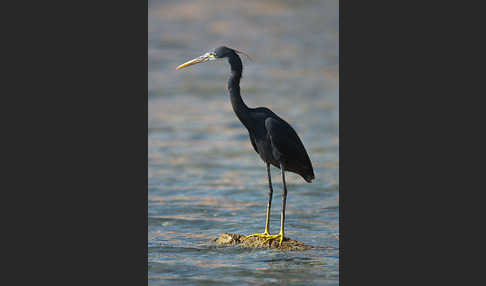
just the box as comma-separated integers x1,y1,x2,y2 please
279,163,287,245
258,163,287,246
263,163,273,234
246,163,274,238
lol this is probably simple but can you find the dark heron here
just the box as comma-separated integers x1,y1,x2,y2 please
176,46,314,245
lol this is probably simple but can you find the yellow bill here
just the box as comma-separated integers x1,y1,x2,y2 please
176,53,215,70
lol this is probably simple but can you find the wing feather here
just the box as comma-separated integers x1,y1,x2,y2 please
264,117,314,180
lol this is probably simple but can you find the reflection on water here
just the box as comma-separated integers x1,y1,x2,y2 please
149,0,338,285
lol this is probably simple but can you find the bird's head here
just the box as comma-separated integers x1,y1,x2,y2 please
176,46,250,70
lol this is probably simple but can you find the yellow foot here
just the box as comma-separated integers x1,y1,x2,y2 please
246,232,285,246
263,233,284,246
245,232,272,239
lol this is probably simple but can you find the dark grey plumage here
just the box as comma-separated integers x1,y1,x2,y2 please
215,46,314,182
177,46,315,245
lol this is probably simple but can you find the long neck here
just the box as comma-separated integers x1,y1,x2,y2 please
227,53,251,128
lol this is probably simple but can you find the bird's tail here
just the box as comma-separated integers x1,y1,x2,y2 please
303,172,315,183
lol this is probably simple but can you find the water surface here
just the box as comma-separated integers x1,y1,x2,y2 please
149,0,339,284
